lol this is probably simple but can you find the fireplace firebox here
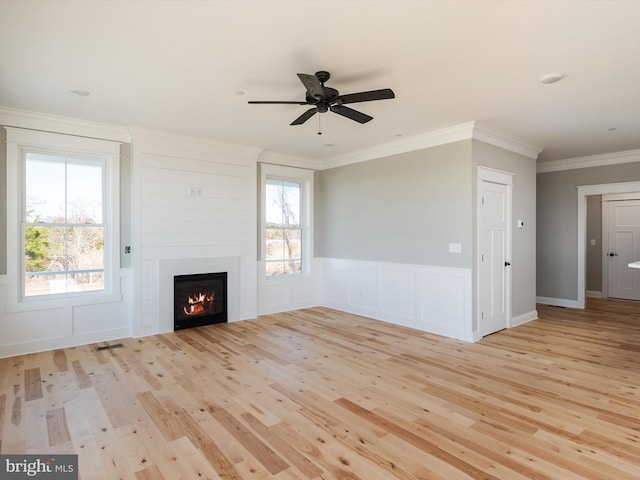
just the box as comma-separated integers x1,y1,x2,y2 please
173,272,227,330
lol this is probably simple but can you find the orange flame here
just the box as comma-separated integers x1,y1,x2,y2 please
182,291,215,316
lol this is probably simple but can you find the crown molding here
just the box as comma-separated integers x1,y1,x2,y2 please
537,149,640,173
0,105,131,143
471,123,542,160
127,126,263,162
322,122,476,170
321,121,541,170
257,150,321,171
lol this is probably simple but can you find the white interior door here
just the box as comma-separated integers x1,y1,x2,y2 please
479,172,511,337
607,200,640,300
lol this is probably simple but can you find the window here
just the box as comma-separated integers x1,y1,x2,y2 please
265,178,302,275
5,127,120,305
24,152,105,296
260,164,313,278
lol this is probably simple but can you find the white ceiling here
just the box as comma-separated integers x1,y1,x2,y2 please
1,1,639,163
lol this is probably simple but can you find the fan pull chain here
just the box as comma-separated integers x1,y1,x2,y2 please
317,113,322,135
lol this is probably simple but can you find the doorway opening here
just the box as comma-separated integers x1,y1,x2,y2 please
577,182,640,308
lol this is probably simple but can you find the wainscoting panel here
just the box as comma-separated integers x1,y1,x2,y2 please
257,259,322,315
381,269,417,320
348,264,379,312
321,258,473,341
0,269,133,359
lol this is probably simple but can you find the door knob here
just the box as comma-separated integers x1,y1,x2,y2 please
504,261,511,267
608,253,619,257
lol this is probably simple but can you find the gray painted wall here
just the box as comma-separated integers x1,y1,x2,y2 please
472,140,537,320
315,140,473,268
537,162,640,301
586,195,602,293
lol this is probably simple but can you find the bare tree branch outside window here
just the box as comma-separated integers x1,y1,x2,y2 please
265,179,302,276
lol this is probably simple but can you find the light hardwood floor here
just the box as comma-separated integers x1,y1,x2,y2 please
2,298,640,479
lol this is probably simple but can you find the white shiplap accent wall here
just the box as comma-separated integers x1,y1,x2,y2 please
129,129,261,337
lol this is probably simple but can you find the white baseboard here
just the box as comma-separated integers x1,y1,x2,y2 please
586,290,603,298
511,310,538,327
0,326,132,360
536,296,580,308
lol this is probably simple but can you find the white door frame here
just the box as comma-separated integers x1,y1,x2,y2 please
601,193,640,299
477,166,512,337
577,181,640,308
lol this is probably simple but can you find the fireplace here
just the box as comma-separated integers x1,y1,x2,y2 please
173,272,227,330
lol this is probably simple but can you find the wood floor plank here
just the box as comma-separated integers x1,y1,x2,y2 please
53,350,69,372
46,406,72,446
24,367,43,401
135,464,165,480
71,360,93,389
240,411,324,479
2,298,640,479
211,408,289,475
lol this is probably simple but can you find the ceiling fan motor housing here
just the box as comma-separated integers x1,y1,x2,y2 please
315,70,331,83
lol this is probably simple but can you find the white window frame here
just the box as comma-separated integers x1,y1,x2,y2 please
5,127,121,311
259,163,313,281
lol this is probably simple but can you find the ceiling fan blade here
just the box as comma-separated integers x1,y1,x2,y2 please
297,73,325,100
290,108,318,125
336,88,395,105
330,105,373,124
248,100,308,105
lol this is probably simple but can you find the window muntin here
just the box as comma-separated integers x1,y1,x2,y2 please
265,178,302,276
23,152,106,296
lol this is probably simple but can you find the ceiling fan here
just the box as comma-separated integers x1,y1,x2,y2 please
248,70,395,126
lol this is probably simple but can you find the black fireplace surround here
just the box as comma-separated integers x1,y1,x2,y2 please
173,272,227,330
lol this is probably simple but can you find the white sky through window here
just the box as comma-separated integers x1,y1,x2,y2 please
26,153,103,223
265,179,300,226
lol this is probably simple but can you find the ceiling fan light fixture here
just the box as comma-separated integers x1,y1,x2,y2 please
539,73,565,84
67,87,90,96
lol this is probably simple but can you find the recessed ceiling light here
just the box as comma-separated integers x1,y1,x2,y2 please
235,90,245,96
395,134,403,137
539,73,565,84
323,143,335,147
67,88,90,96
608,127,617,131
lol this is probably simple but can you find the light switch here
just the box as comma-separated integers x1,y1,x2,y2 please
590,239,596,246
449,243,462,254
